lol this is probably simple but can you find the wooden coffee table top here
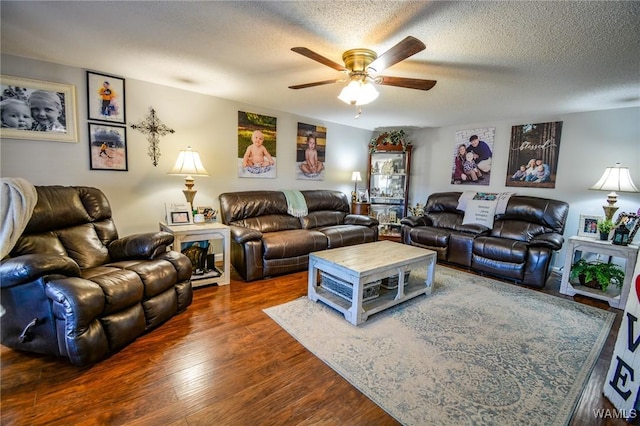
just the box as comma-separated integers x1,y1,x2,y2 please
310,240,435,275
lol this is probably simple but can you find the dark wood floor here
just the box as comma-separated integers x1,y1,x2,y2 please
0,266,630,425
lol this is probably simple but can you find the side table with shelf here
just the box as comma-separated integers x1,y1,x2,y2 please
160,222,231,287
559,236,639,309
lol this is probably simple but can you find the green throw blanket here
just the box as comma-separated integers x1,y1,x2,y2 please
282,190,308,217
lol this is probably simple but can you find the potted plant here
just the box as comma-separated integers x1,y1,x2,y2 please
597,219,615,240
569,258,625,291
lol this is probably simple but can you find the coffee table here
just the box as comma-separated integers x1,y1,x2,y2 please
308,240,436,325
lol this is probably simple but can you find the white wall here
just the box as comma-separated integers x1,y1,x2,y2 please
2,54,639,270
405,107,640,268
1,55,372,235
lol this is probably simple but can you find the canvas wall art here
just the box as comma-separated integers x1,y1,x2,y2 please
505,122,563,188
237,111,277,178
296,122,326,180
451,127,495,186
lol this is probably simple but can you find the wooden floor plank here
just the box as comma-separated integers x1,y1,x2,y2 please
0,267,628,425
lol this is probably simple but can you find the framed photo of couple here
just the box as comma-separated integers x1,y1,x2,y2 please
0,75,78,143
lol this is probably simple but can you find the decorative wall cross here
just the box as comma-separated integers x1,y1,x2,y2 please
130,107,175,166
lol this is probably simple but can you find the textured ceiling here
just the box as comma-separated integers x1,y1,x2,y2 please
1,1,639,130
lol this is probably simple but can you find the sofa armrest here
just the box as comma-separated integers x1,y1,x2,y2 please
530,233,564,250
109,232,174,260
229,225,263,244
400,216,430,227
344,214,379,227
0,254,81,288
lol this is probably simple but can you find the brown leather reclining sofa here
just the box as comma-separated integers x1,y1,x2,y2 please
0,186,193,365
401,192,569,288
218,190,379,281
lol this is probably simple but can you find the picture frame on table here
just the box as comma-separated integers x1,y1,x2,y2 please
615,212,640,243
577,214,602,238
87,71,126,124
357,189,369,203
165,203,193,225
88,123,128,171
0,75,78,142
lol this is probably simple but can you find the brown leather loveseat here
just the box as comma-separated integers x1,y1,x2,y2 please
0,185,193,365
401,192,569,288
219,190,379,281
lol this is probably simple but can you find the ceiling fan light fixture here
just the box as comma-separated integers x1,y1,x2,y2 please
337,79,379,106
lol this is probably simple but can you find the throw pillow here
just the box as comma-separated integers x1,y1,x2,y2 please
462,199,498,228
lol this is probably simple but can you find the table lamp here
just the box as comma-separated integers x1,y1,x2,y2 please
589,163,638,222
168,146,209,208
351,171,362,202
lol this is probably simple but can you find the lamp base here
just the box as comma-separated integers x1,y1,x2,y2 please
183,189,196,207
602,205,619,222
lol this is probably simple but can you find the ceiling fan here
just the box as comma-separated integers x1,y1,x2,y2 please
289,36,437,106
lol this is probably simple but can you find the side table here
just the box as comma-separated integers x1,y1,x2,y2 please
351,202,370,216
559,236,639,309
160,222,231,287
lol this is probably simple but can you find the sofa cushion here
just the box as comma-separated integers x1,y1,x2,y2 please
472,236,528,264
262,229,328,259
300,211,347,229
317,225,377,248
231,214,301,233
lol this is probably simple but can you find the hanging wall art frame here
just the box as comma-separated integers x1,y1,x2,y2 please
87,71,126,124
0,75,78,142
88,123,128,171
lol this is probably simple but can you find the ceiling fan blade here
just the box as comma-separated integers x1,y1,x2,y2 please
289,79,340,89
376,76,437,91
291,47,347,72
368,36,426,72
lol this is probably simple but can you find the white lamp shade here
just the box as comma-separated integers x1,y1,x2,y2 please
589,163,639,193
168,146,209,176
351,171,362,182
338,80,379,106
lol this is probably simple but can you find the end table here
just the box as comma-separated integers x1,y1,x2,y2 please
559,235,639,309
160,222,230,287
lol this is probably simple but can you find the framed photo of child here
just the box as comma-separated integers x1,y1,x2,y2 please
88,123,128,171
87,71,126,124
237,111,277,178
0,75,78,143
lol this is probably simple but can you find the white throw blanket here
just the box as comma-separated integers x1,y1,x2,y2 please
1,177,37,259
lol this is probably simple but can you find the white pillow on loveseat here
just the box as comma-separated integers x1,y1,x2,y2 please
462,199,498,228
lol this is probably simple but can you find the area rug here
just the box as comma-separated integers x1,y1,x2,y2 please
264,266,615,426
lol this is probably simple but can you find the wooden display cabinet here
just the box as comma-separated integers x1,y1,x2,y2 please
367,143,412,240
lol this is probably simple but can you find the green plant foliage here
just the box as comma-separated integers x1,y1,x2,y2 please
569,258,625,291
597,219,615,234
369,130,410,153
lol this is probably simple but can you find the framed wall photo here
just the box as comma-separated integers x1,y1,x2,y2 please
88,123,128,171
87,71,126,124
577,214,602,238
165,203,193,225
505,121,563,189
0,75,78,142
237,111,277,178
615,212,640,243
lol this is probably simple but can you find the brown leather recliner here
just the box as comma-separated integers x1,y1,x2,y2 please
0,186,193,365
401,192,569,288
